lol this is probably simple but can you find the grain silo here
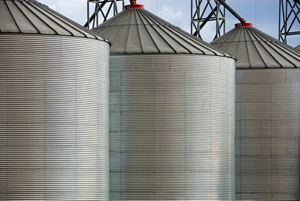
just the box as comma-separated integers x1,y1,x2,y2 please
211,22,300,201
0,0,110,200
93,1,236,200
296,44,300,51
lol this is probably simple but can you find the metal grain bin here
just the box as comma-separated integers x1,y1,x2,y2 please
296,44,300,51
93,3,236,200
211,22,300,201
0,0,110,200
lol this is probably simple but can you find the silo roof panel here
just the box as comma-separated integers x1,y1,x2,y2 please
247,41,266,68
211,25,300,68
296,45,300,51
14,1,56,35
0,1,20,32
258,42,282,68
93,6,234,58
271,42,300,67
0,0,108,41
126,25,143,53
26,2,72,35
138,25,160,53
143,25,175,53
98,25,122,47
8,1,39,33
153,24,190,54
111,25,130,53
234,41,250,68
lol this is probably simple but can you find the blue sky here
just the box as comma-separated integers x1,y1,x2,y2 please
39,0,299,47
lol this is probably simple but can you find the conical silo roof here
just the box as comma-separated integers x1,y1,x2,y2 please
211,22,300,68
93,3,233,57
0,0,107,41
296,44,300,51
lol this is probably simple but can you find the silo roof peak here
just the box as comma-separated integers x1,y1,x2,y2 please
211,24,300,68
93,6,234,58
235,22,254,28
0,0,108,41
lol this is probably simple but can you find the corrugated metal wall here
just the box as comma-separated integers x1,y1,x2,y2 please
236,69,300,201
109,54,235,200
0,35,110,200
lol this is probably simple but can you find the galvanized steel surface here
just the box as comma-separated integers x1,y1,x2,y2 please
296,44,300,51
0,0,106,41
236,69,300,201
109,54,235,200
212,25,300,200
93,7,233,57
211,26,300,68
0,34,110,200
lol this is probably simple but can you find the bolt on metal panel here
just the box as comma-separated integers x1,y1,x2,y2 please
0,0,110,199
0,34,110,200
109,54,235,200
235,69,300,201
212,23,300,201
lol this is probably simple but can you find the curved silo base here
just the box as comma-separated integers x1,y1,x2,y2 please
0,34,110,200
109,54,235,200
235,69,300,201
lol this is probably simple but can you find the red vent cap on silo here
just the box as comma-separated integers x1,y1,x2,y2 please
125,0,144,9
235,22,254,28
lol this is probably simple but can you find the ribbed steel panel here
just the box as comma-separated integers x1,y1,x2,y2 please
0,34,110,200
235,69,300,201
211,23,300,201
109,54,235,200
93,7,233,57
